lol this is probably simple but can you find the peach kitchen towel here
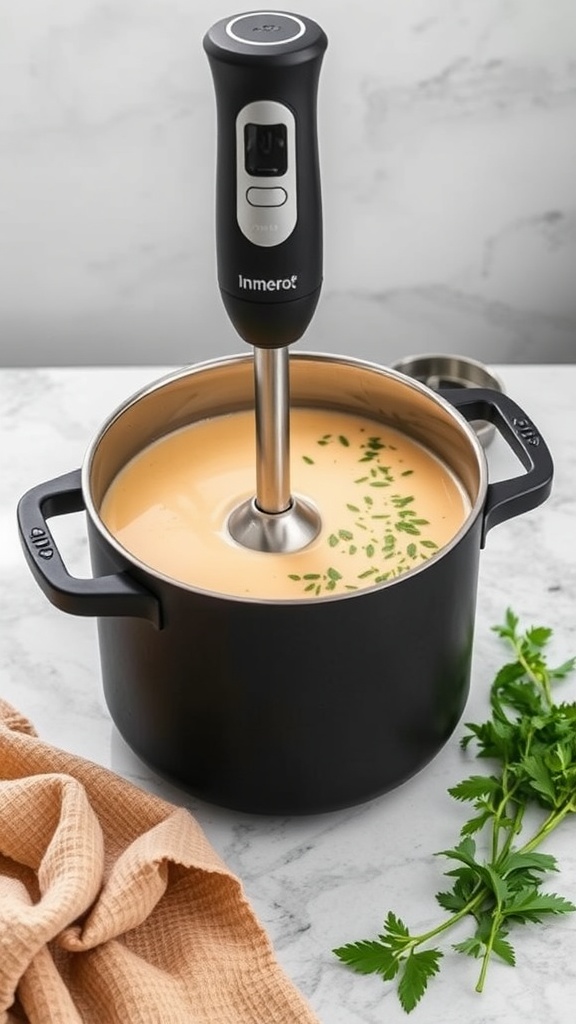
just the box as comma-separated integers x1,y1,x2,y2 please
0,699,321,1024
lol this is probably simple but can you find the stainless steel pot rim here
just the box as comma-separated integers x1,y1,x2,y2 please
81,351,488,605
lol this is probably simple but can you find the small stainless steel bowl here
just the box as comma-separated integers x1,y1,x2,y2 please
390,354,504,448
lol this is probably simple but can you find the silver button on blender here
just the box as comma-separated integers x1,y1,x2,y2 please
246,187,287,207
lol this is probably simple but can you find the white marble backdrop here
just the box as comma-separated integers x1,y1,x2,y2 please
1,0,575,366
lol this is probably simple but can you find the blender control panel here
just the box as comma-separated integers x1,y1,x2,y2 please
236,100,297,247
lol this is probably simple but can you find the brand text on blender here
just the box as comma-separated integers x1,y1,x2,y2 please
238,274,297,292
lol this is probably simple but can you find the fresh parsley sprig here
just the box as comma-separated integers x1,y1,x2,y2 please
333,610,576,1012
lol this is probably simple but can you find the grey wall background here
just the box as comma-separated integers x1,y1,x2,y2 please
1,0,575,366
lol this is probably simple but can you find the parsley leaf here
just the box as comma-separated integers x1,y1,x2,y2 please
398,950,443,1012
332,938,400,979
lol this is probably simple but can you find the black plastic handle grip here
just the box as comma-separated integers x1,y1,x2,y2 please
441,387,554,545
17,469,161,627
204,12,327,348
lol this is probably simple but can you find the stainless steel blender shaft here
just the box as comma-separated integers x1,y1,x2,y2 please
254,347,291,514
227,346,321,553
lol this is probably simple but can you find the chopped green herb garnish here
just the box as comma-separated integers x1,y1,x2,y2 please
396,522,420,535
288,427,452,595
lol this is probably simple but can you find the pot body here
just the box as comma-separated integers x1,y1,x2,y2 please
18,354,553,814
89,517,481,813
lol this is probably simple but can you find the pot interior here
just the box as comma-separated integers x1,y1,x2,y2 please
87,354,484,513
84,353,485,599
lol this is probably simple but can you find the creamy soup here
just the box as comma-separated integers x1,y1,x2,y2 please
100,408,470,599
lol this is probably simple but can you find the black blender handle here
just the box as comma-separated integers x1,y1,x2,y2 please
17,469,161,626
203,12,327,348
441,387,554,545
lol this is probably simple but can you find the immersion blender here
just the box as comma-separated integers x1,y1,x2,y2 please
203,11,327,552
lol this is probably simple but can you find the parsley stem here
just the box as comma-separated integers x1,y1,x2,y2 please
490,772,522,863
520,800,575,853
407,888,486,949
514,645,554,709
497,801,525,861
476,910,504,993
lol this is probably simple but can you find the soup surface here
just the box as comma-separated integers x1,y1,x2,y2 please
100,408,470,599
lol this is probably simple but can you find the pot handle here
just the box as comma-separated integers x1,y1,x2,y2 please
17,469,161,627
441,387,554,546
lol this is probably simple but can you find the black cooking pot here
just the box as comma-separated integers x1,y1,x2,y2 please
17,355,552,814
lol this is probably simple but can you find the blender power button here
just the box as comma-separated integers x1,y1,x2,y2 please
226,13,306,45
246,187,287,207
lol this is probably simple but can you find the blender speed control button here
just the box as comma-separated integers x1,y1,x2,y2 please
246,187,288,208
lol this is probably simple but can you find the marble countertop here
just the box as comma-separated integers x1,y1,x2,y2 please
1,363,575,1023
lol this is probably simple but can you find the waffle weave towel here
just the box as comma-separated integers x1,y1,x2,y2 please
0,699,320,1024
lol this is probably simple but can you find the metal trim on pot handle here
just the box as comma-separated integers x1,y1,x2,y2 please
17,469,161,627
441,387,554,547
